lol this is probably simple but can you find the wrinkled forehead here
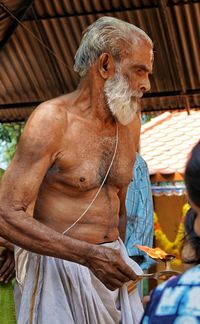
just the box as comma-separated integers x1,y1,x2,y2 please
119,39,154,71
132,37,154,60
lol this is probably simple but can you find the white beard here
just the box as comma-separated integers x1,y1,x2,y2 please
104,72,142,125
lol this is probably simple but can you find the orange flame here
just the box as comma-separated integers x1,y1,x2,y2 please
136,245,168,260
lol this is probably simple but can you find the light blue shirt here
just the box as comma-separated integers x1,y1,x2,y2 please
125,153,155,270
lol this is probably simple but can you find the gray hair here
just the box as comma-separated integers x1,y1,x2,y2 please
74,16,152,77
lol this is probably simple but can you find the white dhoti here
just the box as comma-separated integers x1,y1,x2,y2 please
15,239,144,324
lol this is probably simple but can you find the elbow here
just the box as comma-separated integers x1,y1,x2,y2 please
0,205,8,236
0,206,15,250
0,204,15,239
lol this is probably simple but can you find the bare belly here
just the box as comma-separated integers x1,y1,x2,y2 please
34,184,120,244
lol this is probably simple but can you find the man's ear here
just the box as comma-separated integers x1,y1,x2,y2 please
98,53,115,79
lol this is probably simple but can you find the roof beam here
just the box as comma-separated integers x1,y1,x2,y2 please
158,0,191,114
0,0,34,49
22,1,197,21
0,101,41,109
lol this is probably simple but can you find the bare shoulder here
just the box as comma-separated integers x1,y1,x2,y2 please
24,97,71,142
29,97,69,129
14,97,73,164
29,92,78,129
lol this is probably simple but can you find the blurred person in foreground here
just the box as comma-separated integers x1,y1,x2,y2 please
140,141,200,324
181,207,200,271
0,17,153,324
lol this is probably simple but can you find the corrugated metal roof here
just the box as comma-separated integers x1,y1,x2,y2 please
140,109,200,179
0,0,200,122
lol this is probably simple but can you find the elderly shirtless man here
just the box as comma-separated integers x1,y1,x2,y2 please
0,17,153,323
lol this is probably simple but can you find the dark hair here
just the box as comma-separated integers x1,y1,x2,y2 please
184,141,200,208
184,207,197,235
182,207,200,265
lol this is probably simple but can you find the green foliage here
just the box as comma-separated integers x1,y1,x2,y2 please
0,281,16,324
141,112,160,124
0,123,24,167
0,169,5,178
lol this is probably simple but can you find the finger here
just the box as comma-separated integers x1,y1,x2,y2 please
93,268,124,290
108,251,139,281
113,269,131,283
106,249,138,282
1,261,15,282
104,283,116,291
104,278,124,291
95,264,130,283
118,263,138,281
0,258,12,276
4,269,15,284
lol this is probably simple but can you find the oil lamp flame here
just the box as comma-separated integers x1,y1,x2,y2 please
136,245,169,260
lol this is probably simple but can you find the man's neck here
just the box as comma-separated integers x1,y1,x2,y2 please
76,75,115,126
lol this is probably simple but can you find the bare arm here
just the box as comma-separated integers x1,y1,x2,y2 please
0,104,91,264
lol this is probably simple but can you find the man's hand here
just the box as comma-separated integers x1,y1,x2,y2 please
0,249,15,284
87,245,138,291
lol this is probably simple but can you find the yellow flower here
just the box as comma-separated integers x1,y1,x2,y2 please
154,203,189,260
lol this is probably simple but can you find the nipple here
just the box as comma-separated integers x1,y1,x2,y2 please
79,176,85,182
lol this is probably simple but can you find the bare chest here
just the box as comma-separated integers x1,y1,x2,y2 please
46,130,135,191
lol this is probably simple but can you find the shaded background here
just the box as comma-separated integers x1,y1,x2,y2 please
0,0,200,122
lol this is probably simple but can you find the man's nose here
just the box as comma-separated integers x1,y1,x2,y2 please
140,77,151,93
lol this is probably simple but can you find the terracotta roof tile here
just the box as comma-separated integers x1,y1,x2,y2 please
141,110,200,176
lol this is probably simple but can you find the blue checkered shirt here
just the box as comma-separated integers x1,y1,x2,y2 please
125,153,155,270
